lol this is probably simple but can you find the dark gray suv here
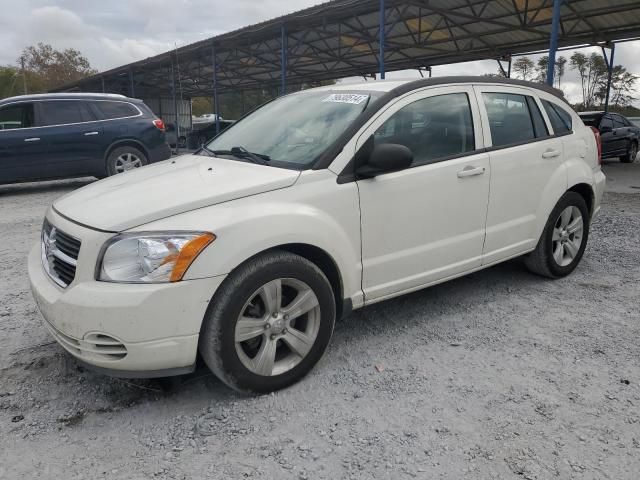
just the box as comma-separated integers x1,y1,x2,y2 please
0,93,171,184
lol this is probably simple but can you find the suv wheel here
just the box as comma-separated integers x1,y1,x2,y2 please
199,251,336,394
525,192,590,279
621,141,638,163
106,146,148,176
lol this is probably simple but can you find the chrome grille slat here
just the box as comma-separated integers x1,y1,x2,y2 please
41,220,81,288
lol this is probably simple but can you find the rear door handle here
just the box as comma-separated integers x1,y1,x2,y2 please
24,137,40,142
84,131,100,136
457,166,486,178
542,149,561,159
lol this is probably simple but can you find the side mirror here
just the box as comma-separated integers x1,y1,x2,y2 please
356,143,413,178
600,125,613,134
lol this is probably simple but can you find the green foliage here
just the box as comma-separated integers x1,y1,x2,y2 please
512,57,535,81
0,43,97,99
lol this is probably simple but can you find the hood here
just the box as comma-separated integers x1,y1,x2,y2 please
53,154,301,231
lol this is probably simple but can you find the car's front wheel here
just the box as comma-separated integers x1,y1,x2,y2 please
525,191,590,278
199,251,336,394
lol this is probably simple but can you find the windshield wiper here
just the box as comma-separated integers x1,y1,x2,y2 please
208,146,270,165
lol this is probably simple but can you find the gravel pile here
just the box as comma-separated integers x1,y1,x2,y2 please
1,180,639,479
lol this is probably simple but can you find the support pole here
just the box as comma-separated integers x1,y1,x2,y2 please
129,67,135,97
546,0,562,86
101,77,106,93
212,43,220,135
171,62,180,154
379,0,386,79
20,56,28,94
507,56,512,78
280,24,288,95
603,43,615,113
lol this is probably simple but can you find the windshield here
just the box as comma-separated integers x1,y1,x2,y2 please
205,90,382,168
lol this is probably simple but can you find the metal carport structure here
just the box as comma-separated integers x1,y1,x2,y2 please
53,0,640,130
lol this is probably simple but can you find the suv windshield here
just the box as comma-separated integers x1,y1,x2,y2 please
205,90,382,168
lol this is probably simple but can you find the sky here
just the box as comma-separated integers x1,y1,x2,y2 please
1,0,638,106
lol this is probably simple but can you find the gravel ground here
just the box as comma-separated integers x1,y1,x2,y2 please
1,174,639,480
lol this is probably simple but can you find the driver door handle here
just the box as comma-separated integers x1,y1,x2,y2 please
84,131,100,136
24,137,40,142
457,166,486,178
542,149,561,159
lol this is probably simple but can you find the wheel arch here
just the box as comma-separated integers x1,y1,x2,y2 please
567,182,595,217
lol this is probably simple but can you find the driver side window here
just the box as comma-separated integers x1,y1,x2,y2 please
374,93,475,165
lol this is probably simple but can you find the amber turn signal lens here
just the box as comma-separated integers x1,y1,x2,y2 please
169,233,216,282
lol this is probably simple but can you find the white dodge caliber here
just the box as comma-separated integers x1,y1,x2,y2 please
29,77,606,393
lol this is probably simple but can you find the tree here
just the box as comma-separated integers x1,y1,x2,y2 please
599,65,637,108
570,52,608,109
18,43,97,93
512,57,535,81
536,56,549,83
0,66,21,98
556,56,567,88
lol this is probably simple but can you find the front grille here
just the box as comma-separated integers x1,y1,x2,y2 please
41,219,81,288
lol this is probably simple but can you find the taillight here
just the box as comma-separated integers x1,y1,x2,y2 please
590,126,602,165
153,119,166,132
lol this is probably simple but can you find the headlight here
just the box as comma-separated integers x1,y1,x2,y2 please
98,232,215,283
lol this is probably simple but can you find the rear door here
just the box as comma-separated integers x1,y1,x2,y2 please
474,85,566,264
0,102,44,183
612,114,633,153
34,100,103,177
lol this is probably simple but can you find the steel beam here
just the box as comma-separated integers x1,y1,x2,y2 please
129,68,135,97
171,61,180,154
546,0,563,86
281,24,288,95
213,42,221,134
379,0,386,79
603,43,615,112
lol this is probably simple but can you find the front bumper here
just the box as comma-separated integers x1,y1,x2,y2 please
28,243,225,375
592,169,606,219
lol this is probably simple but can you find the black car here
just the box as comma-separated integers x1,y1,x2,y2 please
0,93,171,185
579,111,639,163
190,119,235,147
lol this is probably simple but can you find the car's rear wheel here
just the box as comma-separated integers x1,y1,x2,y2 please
106,146,148,176
524,191,590,279
199,251,336,394
621,141,638,163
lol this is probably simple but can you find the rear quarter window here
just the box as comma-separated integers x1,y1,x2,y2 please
91,101,140,120
541,100,572,135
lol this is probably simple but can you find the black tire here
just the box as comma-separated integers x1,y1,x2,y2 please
524,191,590,279
620,141,638,163
106,146,148,176
199,250,336,394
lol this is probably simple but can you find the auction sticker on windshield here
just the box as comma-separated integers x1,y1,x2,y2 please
322,93,369,105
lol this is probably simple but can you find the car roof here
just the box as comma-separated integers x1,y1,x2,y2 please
579,111,605,116
0,92,135,105
306,76,567,103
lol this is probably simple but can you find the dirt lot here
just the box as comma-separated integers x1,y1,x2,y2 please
1,164,639,480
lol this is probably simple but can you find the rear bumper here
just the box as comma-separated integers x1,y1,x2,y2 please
592,169,606,219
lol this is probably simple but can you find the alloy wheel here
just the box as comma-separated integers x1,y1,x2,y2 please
552,206,584,267
234,278,321,376
114,153,143,173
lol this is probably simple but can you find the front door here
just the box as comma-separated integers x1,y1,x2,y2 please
0,102,46,183
356,86,490,302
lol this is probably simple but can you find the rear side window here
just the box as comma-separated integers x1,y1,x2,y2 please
579,115,600,127
38,100,93,126
0,103,34,129
541,100,572,135
483,93,542,147
92,101,140,120
600,116,613,130
613,115,627,128
374,93,475,165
